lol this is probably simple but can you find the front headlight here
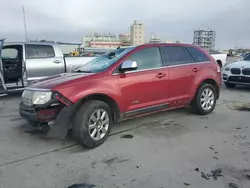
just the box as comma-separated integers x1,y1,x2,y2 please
32,91,52,105
224,66,230,71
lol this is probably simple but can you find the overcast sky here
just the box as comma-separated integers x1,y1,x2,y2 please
1,0,250,49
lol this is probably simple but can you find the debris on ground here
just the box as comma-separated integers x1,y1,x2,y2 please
183,182,190,186
121,134,134,139
235,133,247,140
201,172,210,180
195,168,199,172
213,157,219,160
228,183,239,188
246,174,250,179
209,146,215,150
199,168,223,181
68,183,96,188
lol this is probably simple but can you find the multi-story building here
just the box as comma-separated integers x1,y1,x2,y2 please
147,33,161,43
119,33,131,47
130,20,145,45
193,28,216,53
82,33,121,49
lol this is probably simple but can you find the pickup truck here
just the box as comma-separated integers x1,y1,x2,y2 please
0,39,95,94
210,53,227,68
114,47,227,67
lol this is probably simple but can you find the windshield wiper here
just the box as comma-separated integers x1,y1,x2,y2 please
72,69,92,73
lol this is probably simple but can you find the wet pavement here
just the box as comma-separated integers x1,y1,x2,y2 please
0,85,250,188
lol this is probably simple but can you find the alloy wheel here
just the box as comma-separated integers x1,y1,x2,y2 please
88,109,109,141
200,88,215,111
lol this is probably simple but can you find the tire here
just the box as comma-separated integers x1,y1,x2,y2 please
72,100,113,148
191,83,217,115
224,82,236,88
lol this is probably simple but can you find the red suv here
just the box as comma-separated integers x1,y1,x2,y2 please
19,43,222,148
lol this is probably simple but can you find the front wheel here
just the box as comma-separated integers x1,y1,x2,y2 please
224,82,236,88
72,100,112,148
191,83,217,115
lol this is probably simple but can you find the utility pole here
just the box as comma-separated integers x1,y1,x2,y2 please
22,5,28,41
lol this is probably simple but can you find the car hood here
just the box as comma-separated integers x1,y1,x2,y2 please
28,73,94,89
228,60,250,68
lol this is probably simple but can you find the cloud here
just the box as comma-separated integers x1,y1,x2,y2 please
1,0,250,48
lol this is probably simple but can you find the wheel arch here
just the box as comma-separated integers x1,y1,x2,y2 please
72,93,122,123
193,78,220,100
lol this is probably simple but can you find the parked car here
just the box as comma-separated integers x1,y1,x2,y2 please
0,40,96,94
222,53,250,88
19,43,222,148
210,53,228,68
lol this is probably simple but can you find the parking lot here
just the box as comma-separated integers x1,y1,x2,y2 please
1,60,250,188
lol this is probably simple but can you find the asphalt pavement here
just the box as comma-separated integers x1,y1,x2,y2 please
0,72,250,187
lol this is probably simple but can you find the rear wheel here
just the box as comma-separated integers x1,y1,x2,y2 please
191,83,217,115
224,82,236,88
73,100,112,148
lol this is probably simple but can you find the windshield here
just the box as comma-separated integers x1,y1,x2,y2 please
73,47,135,73
243,54,250,61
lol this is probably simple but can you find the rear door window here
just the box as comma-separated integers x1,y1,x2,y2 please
186,47,210,62
161,46,195,66
126,47,162,71
25,44,55,59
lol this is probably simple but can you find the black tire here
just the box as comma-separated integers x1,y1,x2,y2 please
191,83,217,115
224,82,236,88
72,100,113,148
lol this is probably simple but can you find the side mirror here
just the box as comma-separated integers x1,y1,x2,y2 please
119,60,138,72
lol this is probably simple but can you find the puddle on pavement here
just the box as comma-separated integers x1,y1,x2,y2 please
227,102,250,111
68,183,95,188
133,119,187,138
121,134,134,139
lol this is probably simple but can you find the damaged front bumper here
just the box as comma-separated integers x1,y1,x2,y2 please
19,93,76,140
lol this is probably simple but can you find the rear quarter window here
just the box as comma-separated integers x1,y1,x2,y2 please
187,47,210,62
25,44,55,59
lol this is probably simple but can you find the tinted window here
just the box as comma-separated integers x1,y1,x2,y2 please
162,46,195,66
187,47,210,62
126,47,162,70
25,44,55,59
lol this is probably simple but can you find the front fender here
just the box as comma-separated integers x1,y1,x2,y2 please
55,76,121,106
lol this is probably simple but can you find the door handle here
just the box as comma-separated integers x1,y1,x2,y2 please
53,60,61,64
192,68,200,72
156,73,166,78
